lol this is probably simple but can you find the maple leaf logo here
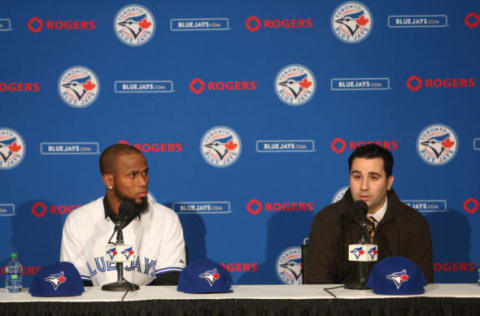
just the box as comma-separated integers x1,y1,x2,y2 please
359,249,364,255
225,140,238,151
400,274,409,281
442,138,454,148
299,78,312,89
139,18,151,29
356,15,369,26
9,142,21,153
83,80,96,91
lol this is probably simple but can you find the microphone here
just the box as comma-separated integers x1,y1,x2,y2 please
118,200,135,229
101,200,139,292
344,200,379,290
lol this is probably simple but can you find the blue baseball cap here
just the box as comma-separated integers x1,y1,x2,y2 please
366,256,426,295
29,262,84,297
177,259,233,294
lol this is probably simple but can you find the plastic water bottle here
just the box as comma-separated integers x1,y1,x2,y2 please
5,253,22,293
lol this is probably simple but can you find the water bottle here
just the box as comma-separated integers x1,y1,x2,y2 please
5,253,22,293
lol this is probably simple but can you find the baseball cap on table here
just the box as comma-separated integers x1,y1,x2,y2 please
366,256,426,295
177,259,232,293
29,262,84,297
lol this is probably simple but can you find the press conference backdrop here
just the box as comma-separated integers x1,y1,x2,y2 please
0,0,479,286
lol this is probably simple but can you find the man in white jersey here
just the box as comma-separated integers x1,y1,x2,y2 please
60,144,186,286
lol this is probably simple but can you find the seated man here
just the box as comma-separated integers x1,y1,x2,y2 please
60,144,186,286
305,144,433,284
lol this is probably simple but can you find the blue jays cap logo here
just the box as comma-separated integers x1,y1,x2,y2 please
121,247,134,260
386,269,410,289
367,246,378,260
0,128,25,170
106,247,118,260
350,246,364,260
331,2,373,43
199,268,220,287
114,5,155,46
417,124,458,166
275,64,316,106
201,126,241,168
45,271,67,291
58,66,99,108
276,247,303,285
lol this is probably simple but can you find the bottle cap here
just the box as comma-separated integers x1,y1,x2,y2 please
10,253,18,259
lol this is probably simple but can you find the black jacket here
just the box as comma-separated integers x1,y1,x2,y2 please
305,189,433,284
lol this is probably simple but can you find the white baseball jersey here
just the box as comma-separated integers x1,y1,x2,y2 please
60,197,186,286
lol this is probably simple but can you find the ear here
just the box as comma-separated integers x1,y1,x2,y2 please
387,175,394,191
103,173,114,190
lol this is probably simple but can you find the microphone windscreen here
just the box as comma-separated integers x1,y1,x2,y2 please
118,200,135,224
352,200,368,217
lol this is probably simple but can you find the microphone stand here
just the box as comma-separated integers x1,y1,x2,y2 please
101,222,139,291
344,219,370,290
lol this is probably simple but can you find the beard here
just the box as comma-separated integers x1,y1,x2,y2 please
113,186,149,216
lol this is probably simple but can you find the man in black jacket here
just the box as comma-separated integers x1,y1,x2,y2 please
305,144,433,284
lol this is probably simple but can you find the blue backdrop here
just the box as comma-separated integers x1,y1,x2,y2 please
0,0,479,286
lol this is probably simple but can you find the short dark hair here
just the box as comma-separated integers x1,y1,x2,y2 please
348,144,394,177
99,144,143,175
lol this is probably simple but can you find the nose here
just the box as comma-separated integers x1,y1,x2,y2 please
138,174,148,188
360,177,369,191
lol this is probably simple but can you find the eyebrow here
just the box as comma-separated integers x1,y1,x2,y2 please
350,170,382,177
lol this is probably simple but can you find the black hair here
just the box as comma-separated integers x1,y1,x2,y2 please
99,143,143,175
348,143,394,177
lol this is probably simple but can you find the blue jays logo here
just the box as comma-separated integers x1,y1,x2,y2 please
332,185,349,203
350,246,364,260
115,5,155,46
201,126,241,168
44,271,67,291
276,247,303,285
106,247,118,260
417,124,458,166
58,66,99,108
331,2,373,43
121,247,134,260
0,128,25,170
199,268,220,287
386,269,410,289
275,64,315,106
367,246,378,260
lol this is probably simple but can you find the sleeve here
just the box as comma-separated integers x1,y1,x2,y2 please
60,215,91,281
405,213,434,283
305,209,339,284
153,212,186,275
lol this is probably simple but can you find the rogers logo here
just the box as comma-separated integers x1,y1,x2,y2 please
463,198,479,213
118,140,183,153
433,262,475,272
1,266,42,276
246,199,314,215
189,78,256,94
220,263,258,272
0,82,40,92
331,138,399,154
407,75,475,91
28,17,96,33
31,202,81,218
245,16,313,32
465,12,480,28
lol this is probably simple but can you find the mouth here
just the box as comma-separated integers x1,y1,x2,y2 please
136,192,147,199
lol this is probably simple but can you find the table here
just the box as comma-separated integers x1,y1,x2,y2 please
0,284,479,315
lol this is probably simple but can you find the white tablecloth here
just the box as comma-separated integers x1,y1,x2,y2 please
0,284,478,303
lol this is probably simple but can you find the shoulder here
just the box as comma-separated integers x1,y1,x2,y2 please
64,197,104,224
389,194,428,226
147,201,180,222
312,200,345,224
